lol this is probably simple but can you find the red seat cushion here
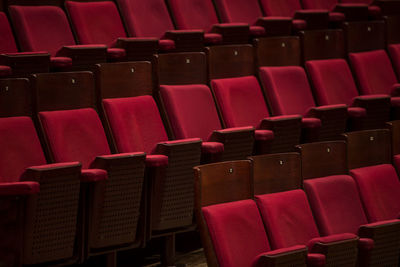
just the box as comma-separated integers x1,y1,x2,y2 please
158,39,175,51
211,76,271,128
202,199,271,267
102,96,169,154
0,117,46,182
255,130,274,141
0,65,11,77
350,164,400,222
9,5,76,56
349,50,398,95
145,154,169,167
328,12,345,22
306,59,360,106
160,84,222,141
259,66,317,116
106,48,126,61
65,1,127,47
116,0,175,38
347,107,367,118
0,12,18,53
80,168,108,182
388,44,400,80
201,142,224,154
50,56,72,69
39,108,111,169
292,19,307,30
301,117,321,128
255,190,321,249
249,25,266,36
303,175,369,236
204,33,223,45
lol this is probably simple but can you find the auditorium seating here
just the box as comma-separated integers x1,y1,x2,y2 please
32,71,147,263
95,61,202,265
306,58,391,129
349,49,400,118
259,66,348,141
0,78,81,266
194,160,309,267
8,5,109,69
166,0,252,44
298,140,400,266
255,189,359,266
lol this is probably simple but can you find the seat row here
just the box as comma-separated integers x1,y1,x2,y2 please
0,0,396,75
196,128,400,266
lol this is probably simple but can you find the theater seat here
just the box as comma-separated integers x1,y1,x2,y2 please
102,95,201,232
211,75,302,154
304,175,400,266
0,116,81,266
65,1,161,61
160,84,254,162
255,189,359,266
306,58,391,129
202,199,309,267
8,5,107,69
349,49,400,118
259,66,348,141
167,0,251,44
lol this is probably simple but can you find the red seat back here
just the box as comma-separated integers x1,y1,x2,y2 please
65,1,127,46
0,116,46,182
0,12,18,53
9,5,76,56
213,0,263,24
302,0,337,10
160,84,222,141
39,108,111,168
304,175,369,235
259,66,316,116
306,59,359,106
102,95,169,154
255,190,321,248
260,0,303,17
211,76,270,128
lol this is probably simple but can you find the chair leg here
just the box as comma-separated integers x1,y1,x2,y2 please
106,252,117,267
161,234,175,266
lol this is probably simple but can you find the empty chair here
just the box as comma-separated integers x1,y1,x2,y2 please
259,66,348,141
116,0,205,51
0,78,81,266
160,84,255,162
349,49,400,118
255,189,359,266
167,0,253,44
8,5,109,69
298,140,400,267
213,0,306,35
33,71,146,262
388,43,400,79
66,0,164,61
194,160,309,267
306,58,391,129
211,75,302,154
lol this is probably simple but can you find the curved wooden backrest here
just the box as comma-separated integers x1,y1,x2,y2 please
249,152,302,195
206,44,255,80
31,71,96,112
0,78,31,117
297,141,347,179
344,129,391,170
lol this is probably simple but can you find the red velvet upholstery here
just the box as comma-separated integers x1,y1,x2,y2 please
0,117,46,182
349,50,398,95
102,96,169,154
302,0,338,10
158,39,175,51
255,190,320,249
50,56,72,69
0,12,18,53
259,66,316,116
260,0,303,17
350,164,400,222
213,0,263,25
211,76,270,128
303,175,369,236
65,1,127,47
116,0,174,38
202,199,271,267
160,84,222,141
9,5,76,56
388,44,400,80
39,108,111,169
204,33,223,44
306,59,360,106
167,0,220,32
